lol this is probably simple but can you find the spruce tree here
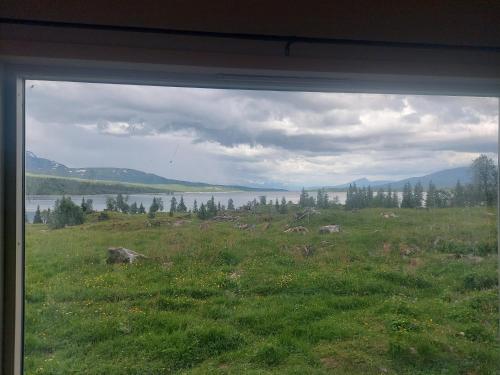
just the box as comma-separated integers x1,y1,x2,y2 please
198,203,207,219
426,181,437,208
453,180,465,207
177,196,187,212
130,202,138,214
169,196,177,216
299,188,309,208
33,205,43,224
227,198,234,210
414,181,424,208
280,197,287,213
401,182,414,208
193,199,198,213
138,202,146,214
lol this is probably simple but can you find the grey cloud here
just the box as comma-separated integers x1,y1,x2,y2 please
25,81,497,187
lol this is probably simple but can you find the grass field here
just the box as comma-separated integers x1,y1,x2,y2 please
25,207,499,374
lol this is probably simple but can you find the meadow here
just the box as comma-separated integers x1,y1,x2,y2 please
24,206,499,374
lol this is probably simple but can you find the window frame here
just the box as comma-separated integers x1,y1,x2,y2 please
2,62,499,374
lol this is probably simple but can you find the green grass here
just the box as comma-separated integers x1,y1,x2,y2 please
25,207,499,374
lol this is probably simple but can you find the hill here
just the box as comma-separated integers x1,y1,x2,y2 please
25,152,285,193
327,166,472,191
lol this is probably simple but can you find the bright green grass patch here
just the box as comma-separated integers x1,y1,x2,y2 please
25,207,499,374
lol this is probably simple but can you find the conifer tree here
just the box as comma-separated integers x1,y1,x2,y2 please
453,180,465,207
130,202,138,214
193,200,198,213
280,197,287,213
426,181,437,208
177,196,187,212
33,205,43,224
299,188,309,208
414,181,424,208
275,198,279,211
198,203,207,219
227,198,234,211
169,196,177,216
401,182,414,208
138,202,146,214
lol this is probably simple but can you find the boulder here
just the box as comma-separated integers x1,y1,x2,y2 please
319,225,341,234
107,247,146,264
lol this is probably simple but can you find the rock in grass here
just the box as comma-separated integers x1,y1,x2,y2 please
318,225,341,234
107,247,146,264
284,226,308,234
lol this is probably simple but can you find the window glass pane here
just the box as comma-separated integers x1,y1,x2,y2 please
24,82,499,373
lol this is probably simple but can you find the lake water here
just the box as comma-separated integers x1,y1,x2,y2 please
26,191,349,220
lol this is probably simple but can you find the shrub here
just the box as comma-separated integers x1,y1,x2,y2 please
462,273,497,291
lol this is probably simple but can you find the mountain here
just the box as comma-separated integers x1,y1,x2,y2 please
25,151,285,192
331,178,393,189
327,166,472,190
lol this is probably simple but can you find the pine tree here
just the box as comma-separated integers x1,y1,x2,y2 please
299,188,309,208
414,181,424,208
81,197,87,213
193,199,198,213
138,202,146,214
206,196,217,217
130,202,138,214
274,198,279,211
280,197,287,213
149,198,160,215
367,186,374,207
401,182,414,208
392,192,399,208
33,205,43,224
453,180,465,207
177,196,187,212
169,196,177,216
227,198,234,210
197,203,207,219
426,181,437,208
106,196,117,211
217,201,222,211
116,193,129,213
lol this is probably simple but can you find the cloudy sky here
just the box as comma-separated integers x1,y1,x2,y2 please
26,80,498,189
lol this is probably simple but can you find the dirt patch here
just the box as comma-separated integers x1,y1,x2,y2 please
320,356,339,369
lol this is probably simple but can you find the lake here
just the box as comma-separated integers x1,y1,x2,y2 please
25,191,349,220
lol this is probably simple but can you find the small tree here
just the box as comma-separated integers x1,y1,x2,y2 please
130,202,138,214
401,182,414,208
169,196,177,217
259,196,267,206
197,203,208,219
193,199,198,213
106,196,117,211
177,196,187,212
280,196,287,214
149,198,160,216
48,196,84,229
138,202,146,214
116,193,129,213
33,205,43,224
227,198,234,210
426,181,437,208
41,208,51,224
299,188,309,208
453,180,466,207
413,181,424,208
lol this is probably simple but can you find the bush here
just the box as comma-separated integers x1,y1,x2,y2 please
462,273,497,291
48,196,84,229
